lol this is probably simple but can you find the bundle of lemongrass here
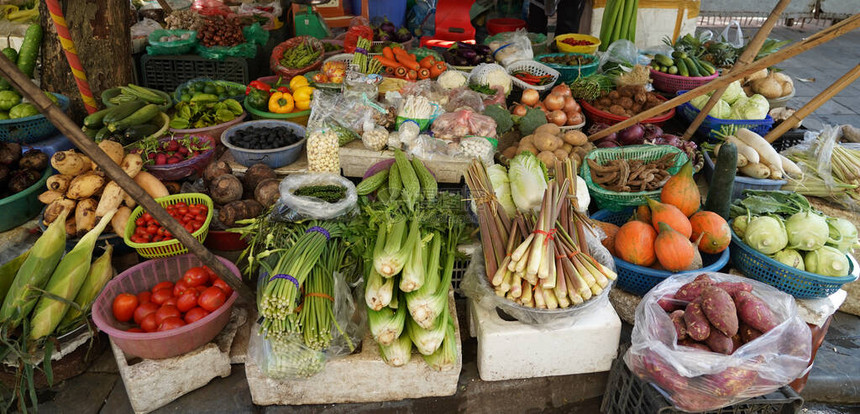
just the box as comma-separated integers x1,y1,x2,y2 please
466,158,616,309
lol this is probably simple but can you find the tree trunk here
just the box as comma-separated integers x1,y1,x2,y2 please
39,0,134,123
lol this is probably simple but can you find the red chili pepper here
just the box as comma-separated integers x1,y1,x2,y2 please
246,80,270,95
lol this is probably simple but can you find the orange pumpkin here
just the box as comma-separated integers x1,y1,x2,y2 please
655,222,697,272
660,160,700,217
615,221,657,266
689,211,731,254
648,198,692,238
595,221,620,256
635,204,651,223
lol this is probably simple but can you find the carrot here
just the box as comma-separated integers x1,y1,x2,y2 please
384,66,396,76
407,69,418,80
373,55,402,68
391,46,410,60
382,46,395,60
429,61,447,78
392,47,420,70
418,68,430,79
394,66,409,78
419,55,436,69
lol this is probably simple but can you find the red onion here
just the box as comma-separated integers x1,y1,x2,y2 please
618,124,645,146
642,124,663,142
596,138,619,148
588,123,616,142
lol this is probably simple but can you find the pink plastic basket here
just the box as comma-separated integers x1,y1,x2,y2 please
144,135,216,181
91,254,239,360
650,68,718,94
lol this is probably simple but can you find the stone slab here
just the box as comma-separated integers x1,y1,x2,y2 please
246,291,461,406
111,307,247,414
801,312,860,404
469,299,621,381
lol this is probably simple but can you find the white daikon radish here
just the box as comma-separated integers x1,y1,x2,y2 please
735,128,783,172
739,163,771,179
725,135,760,164
779,154,802,177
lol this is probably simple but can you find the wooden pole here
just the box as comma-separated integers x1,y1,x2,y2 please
0,55,255,304
681,0,792,140
156,0,173,15
763,64,860,143
587,13,860,142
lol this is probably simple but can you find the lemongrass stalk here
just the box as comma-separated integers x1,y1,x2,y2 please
520,279,533,307
534,284,546,308
525,183,552,277
510,234,534,262
495,288,506,297
499,269,513,294
554,252,567,300
492,256,511,286
565,258,592,300
576,254,609,289
510,273,523,298
544,287,558,309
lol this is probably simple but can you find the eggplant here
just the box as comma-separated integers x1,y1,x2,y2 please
379,19,397,35
475,44,492,54
452,55,468,66
460,48,477,61
376,29,391,42
394,28,412,43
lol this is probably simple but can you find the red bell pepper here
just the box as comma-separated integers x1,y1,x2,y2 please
246,80,270,95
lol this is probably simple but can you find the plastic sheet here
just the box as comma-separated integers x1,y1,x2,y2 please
488,29,533,67
430,109,497,141
784,125,859,209
624,272,811,412
598,39,638,73
461,229,617,326
276,174,357,221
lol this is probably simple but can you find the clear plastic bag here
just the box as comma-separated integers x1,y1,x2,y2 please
361,125,389,151
444,87,485,113
483,85,507,108
783,125,859,209
308,90,387,138
460,229,616,326
342,70,382,101
488,29,534,67
431,109,498,141
397,120,421,149
598,39,638,73
719,20,744,48
275,173,357,220
624,272,811,412
132,18,163,40
458,136,495,166
146,28,197,56
409,134,459,160
237,2,282,30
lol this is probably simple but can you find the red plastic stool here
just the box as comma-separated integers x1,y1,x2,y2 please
419,0,476,48
487,18,526,36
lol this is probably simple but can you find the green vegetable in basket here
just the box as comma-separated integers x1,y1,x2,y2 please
222,98,243,115
784,211,830,251
772,248,804,270
190,93,219,103
743,215,788,255
9,102,38,119
804,245,850,277
0,90,21,111
826,217,860,254
0,111,8,120
246,88,269,111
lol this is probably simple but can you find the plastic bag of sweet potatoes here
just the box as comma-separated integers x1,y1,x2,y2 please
624,272,811,412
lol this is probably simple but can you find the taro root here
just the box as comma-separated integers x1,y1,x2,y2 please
243,163,276,193
0,142,22,166
210,174,242,205
19,149,48,171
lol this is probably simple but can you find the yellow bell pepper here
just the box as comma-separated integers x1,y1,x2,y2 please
268,92,294,114
292,86,314,103
295,99,311,111
289,75,309,92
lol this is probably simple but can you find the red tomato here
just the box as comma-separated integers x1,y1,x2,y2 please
184,307,210,324
137,291,152,304
183,267,209,287
176,290,200,313
202,265,217,280
155,305,181,324
173,280,190,297
141,313,159,332
151,281,174,293
184,223,196,233
162,297,177,307
189,206,201,215
150,288,174,305
127,327,145,333
157,317,186,332
175,202,187,208
112,293,138,322
212,278,233,298
195,285,208,294
135,218,146,227
198,287,227,312
142,212,153,222
133,302,159,325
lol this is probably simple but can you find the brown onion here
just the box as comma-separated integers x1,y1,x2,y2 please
511,104,528,117
552,84,572,98
548,110,567,126
544,93,565,111
563,96,581,114
521,89,540,107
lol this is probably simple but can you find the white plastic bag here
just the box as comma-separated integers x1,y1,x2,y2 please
624,272,811,412
598,39,638,72
488,29,534,67
276,174,357,220
131,18,163,39
719,20,744,48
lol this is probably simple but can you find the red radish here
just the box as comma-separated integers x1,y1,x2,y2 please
155,153,167,165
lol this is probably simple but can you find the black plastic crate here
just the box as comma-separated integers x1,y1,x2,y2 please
771,129,808,153
140,54,259,93
601,353,803,414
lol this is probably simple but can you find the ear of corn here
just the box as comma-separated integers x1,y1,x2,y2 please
0,251,29,304
29,209,117,340
58,243,114,331
0,210,69,328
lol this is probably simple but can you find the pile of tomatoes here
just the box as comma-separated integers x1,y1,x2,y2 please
112,266,233,333
561,38,595,46
129,202,208,244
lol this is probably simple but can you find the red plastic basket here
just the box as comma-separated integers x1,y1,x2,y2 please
581,95,675,127
270,36,325,79
650,68,718,94
91,254,239,359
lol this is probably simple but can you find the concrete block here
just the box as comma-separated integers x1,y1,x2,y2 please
797,289,848,327
470,298,621,381
246,291,461,405
112,307,248,414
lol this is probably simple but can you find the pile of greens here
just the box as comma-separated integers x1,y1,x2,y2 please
168,98,242,129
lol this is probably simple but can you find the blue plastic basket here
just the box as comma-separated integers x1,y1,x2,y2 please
534,53,599,83
221,120,306,168
703,150,786,201
729,222,857,299
0,94,70,144
676,90,774,142
591,209,731,296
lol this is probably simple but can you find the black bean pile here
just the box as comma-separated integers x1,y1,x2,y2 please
231,126,301,150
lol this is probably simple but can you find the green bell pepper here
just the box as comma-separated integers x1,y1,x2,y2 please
0,90,21,111
246,88,269,111
9,103,39,119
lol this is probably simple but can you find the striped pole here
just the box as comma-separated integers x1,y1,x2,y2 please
44,0,98,114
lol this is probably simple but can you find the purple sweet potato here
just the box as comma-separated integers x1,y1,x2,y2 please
669,310,687,341
734,291,778,333
678,339,712,352
731,334,742,353
705,366,758,397
701,286,739,337
674,274,713,302
714,281,753,297
705,329,734,354
658,293,682,312
684,301,711,341
739,323,763,344
640,352,688,391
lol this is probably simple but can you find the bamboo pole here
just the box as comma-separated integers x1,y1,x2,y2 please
681,0,792,140
0,54,255,304
587,13,860,142
764,64,860,143
156,0,173,15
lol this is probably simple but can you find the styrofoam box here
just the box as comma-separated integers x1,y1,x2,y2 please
469,298,621,381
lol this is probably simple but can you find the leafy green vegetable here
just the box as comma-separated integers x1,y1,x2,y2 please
482,104,513,136
170,98,243,129
729,190,813,219
517,106,547,136
508,151,548,213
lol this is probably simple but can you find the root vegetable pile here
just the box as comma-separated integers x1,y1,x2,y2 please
0,143,46,197
588,152,677,192
197,16,245,47
590,85,668,118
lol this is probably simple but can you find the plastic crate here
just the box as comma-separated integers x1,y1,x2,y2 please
729,223,857,299
535,53,598,83
124,193,214,259
703,151,786,202
141,54,256,93
675,90,774,141
601,352,803,414
650,68,718,95
581,145,687,212
0,94,70,144
591,209,730,296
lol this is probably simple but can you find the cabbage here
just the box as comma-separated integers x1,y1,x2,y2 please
772,249,805,270
508,151,547,213
723,80,746,105
744,216,788,254
732,216,751,238
826,217,860,253
690,96,732,119
785,211,829,251
804,246,850,277
730,94,770,120
486,164,516,217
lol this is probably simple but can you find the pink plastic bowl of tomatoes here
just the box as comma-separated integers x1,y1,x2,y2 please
92,254,239,359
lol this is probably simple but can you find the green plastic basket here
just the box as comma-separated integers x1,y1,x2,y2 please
243,99,310,126
124,193,214,259
581,145,687,212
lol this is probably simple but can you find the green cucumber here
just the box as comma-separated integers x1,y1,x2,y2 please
94,126,110,141
108,104,159,131
82,126,99,139
83,107,112,128
654,54,674,67
17,24,42,79
698,60,717,75
123,123,160,144
671,51,686,59
690,58,708,77
676,58,689,77
103,100,146,124
704,143,737,220
668,66,678,75
683,57,700,77
0,48,18,90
